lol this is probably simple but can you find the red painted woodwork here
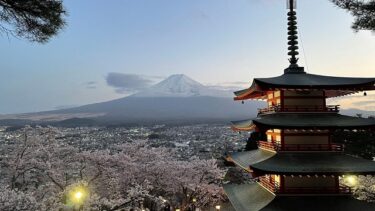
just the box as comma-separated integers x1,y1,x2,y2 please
258,105,340,114
282,185,351,194
258,141,343,152
258,176,351,194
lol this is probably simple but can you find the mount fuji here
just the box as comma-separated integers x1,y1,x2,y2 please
133,74,232,98
0,74,264,126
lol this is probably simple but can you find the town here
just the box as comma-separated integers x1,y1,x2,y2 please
0,124,247,161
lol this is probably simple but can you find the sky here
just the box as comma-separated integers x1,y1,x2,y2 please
0,0,375,114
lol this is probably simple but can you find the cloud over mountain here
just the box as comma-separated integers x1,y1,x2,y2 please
85,81,98,89
132,74,233,98
106,73,157,94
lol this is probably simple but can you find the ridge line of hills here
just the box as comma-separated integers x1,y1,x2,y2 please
0,74,373,127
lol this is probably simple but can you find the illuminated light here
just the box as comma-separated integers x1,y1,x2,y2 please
74,191,83,200
192,198,197,202
215,205,221,210
345,175,357,186
176,209,180,211
69,185,88,205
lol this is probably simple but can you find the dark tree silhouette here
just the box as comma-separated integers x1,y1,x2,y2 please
245,132,266,151
333,130,375,160
0,0,66,43
331,0,375,31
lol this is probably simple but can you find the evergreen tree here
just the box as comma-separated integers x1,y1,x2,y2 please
245,132,265,151
333,130,375,160
331,0,375,31
0,0,66,43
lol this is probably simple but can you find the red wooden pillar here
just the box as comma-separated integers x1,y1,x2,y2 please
328,129,332,150
280,175,285,194
334,175,340,193
280,90,285,111
281,129,285,151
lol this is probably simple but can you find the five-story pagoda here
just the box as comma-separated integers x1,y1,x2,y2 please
224,1,375,210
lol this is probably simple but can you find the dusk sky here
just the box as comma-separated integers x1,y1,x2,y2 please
1,0,375,114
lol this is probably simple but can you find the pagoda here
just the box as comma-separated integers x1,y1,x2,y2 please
223,1,375,210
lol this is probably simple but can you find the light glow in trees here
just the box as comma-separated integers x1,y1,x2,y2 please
0,126,226,210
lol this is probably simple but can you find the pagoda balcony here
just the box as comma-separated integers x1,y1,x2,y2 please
281,185,352,195
258,176,280,193
258,105,340,114
258,177,352,195
258,141,279,151
258,141,344,152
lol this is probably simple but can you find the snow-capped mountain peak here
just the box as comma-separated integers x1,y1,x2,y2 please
132,74,231,97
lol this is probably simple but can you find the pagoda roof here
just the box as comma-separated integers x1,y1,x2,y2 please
234,73,375,100
231,113,375,130
251,152,375,175
228,150,375,175
223,183,275,211
262,195,375,211
228,150,275,171
224,183,375,211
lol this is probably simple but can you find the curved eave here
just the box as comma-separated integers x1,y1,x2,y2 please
223,183,275,211
231,114,375,131
227,149,276,172
254,73,375,90
224,183,375,211
255,80,375,91
234,81,266,101
251,152,375,175
252,113,375,130
261,195,375,211
234,73,375,100
231,119,257,131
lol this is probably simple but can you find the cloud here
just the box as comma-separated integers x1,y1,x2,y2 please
327,91,375,111
352,100,375,106
106,73,157,94
206,81,250,92
85,81,98,89
54,105,79,110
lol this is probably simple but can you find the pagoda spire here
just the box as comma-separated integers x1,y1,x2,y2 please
285,0,305,74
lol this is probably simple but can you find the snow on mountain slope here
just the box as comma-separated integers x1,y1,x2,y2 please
132,74,232,98
1,74,259,124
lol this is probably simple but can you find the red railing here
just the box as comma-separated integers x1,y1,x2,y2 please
258,106,279,114
282,144,343,151
258,141,343,152
258,141,278,151
259,176,280,193
282,185,351,194
258,105,340,114
258,176,352,194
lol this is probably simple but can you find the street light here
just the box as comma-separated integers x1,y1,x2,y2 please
192,198,197,211
215,205,221,210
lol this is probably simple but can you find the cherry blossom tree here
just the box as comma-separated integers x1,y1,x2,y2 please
0,187,39,211
341,176,375,202
0,126,227,210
